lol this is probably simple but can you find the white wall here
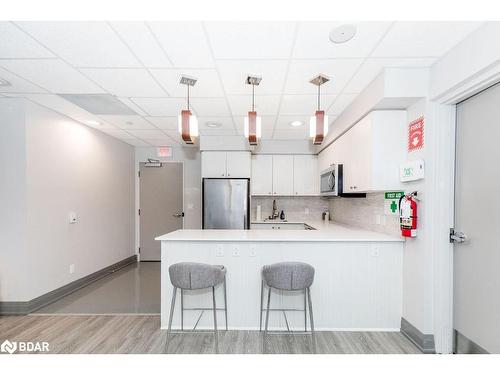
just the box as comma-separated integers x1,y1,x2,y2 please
0,99,29,301
0,98,136,301
135,147,201,256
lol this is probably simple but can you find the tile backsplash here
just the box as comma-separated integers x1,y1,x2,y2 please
328,193,400,236
251,196,329,221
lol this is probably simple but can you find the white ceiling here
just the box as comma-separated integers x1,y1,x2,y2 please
0,21,483,146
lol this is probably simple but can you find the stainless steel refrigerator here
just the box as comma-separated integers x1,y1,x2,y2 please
202,178,250,229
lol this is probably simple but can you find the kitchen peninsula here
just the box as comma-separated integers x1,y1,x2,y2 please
157,221,404,332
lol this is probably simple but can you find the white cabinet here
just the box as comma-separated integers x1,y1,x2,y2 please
272,155,294,196
293,155,318,196
251,223,307,230
319,110,406,193
202,151,251,178
226,151,251,178
251,154,319,196
251,155,273,195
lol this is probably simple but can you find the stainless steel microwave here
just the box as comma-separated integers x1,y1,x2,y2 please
320,164,342,196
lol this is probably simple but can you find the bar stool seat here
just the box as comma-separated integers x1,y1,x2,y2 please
166,262,227,353
260,262,316,349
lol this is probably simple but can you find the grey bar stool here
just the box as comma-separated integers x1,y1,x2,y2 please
260,262,315,342
165,262,227,353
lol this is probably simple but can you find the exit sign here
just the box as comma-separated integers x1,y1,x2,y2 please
157,146,172,158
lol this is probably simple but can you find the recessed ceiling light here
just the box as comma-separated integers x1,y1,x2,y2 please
0,77,12,87
329,24,357,44
205,121,222,128
86,120,100,126
290,120,303,127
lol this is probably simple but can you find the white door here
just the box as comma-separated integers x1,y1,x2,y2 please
272,155,294,195
251,155,273,195
293,155,318,195
226,151,251,178
453,83,500,353
201,151,227,177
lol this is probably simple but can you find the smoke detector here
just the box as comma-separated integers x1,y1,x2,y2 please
329,24,357,44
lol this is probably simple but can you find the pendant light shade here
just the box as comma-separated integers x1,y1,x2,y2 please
178,76,198,145
244,75,262,146
309,74,330,145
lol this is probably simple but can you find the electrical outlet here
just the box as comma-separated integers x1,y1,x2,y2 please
375,214,381,225
232,244,240,257
69,264,75,274
249,245,257,257
371,248,380,257
216,244,224,257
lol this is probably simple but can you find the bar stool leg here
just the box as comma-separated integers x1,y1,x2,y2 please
307,287,316,353
223,277,228,331
264,287,271,335
259,280,264,331
212,286,219,353
165,286,177,353
180,289,184,331
304,288,307,332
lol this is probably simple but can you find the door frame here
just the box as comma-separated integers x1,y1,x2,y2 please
434,72,500,353
136,160,185,262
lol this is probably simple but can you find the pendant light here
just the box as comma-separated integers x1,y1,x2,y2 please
178,76,199,144
309,74,330,145
244,75,262,146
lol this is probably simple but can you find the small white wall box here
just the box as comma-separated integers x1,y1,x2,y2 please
400,160,425,182
68,212,78,224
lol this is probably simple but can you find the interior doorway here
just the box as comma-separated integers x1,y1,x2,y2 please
453,82,500,353
139,161,184,261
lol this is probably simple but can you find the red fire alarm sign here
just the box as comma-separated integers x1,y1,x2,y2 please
408,117,424,152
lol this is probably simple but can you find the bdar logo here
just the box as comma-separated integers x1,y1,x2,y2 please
1,340,17,354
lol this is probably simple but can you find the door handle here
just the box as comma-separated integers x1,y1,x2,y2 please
450,229,467,243
173,212,184,218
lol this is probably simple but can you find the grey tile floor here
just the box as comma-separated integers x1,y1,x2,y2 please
34,262,160,314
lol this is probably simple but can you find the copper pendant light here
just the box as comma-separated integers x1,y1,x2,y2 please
309,74,330,145
244,75,262,146
178,76,198,145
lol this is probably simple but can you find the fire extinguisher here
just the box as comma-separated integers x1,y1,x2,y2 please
399,192,418,237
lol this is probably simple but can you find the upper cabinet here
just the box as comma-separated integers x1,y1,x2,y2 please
202,151,251,178
251,154,319,196
319,110,407,193
251,155,273,195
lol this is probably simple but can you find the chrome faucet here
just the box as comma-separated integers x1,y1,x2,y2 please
271,199,279,220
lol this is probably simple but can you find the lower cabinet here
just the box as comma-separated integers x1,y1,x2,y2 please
251,223,308,230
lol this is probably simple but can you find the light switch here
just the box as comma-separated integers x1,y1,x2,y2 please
249,245,257,257
69,264,75,274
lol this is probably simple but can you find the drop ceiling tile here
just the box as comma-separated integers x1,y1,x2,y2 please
0,60,105,94
0,22,55,58
372,21,483,57
6,93,114,128
98,128,135,139
189,97,230,117
0,67,47,93
150,69,224,97
273,129,310,140
327,93,358,116
216,60,288,95
205,22,297,59
145,138,178,147
122,138,151,147
130,97,187,116
284,59,363,94
344,57,436,93
109,22,172,68
161,130,184,145
280,94,336,116
127,129,169,139
145,116,178,131
80,68,167,97
227,95,281,116
148,22,214,68
274,115,310,129
198,116,235,131
117,97,148,116
16,22,141,67
293,22,392,59
97,115,158,130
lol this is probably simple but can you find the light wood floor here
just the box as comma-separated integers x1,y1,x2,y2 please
0,315,421,354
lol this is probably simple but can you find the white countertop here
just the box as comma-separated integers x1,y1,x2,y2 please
156,220,403,242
